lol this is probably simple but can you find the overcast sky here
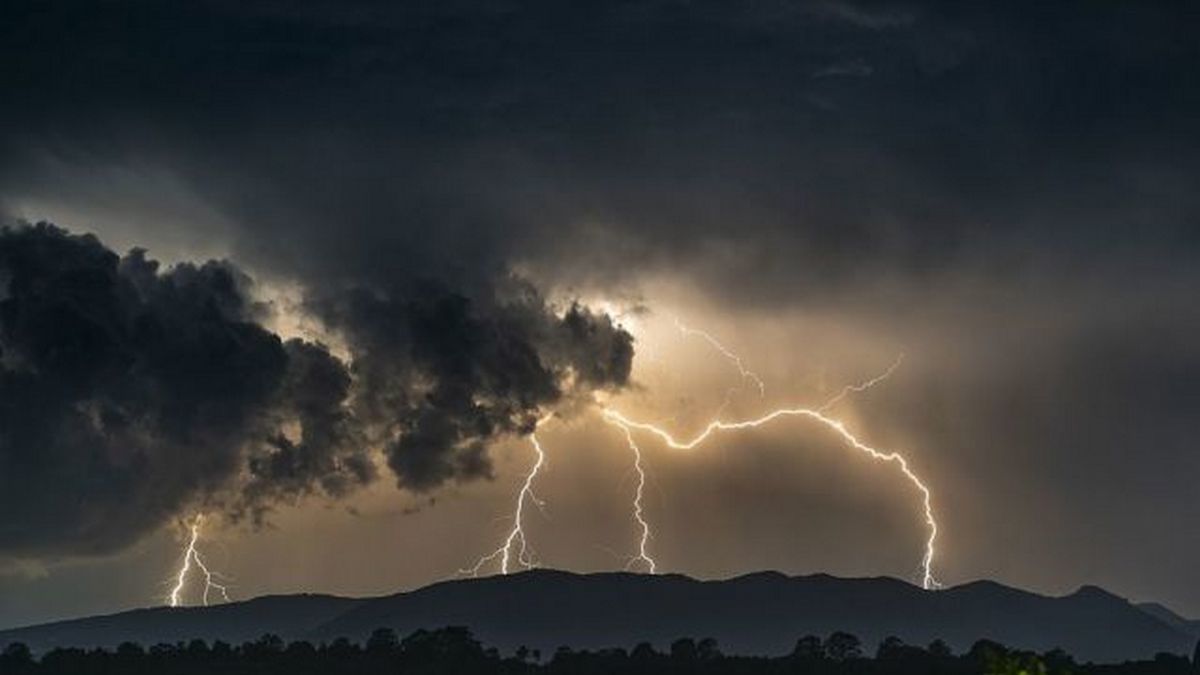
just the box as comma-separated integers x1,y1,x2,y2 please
1,1,1198,628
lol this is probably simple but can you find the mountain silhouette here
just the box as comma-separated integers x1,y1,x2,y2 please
1137,602,1200,639
1,570,1193,663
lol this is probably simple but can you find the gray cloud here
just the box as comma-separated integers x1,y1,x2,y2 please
0,224,633,558
3,2,1195,302
309,283,632,491
0,224,295,557
240,339,374,515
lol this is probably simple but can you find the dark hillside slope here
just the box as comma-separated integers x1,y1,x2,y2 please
312,570,1191,662
0,594,360,653
2,571,1191,663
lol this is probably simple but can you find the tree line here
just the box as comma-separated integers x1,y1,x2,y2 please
2,627,1198,675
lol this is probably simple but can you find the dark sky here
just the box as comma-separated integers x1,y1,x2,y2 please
1,0,1198,628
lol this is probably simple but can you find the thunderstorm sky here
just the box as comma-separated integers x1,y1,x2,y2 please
1,1,1199,628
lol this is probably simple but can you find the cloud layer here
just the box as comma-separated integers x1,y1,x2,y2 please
0,224,632,558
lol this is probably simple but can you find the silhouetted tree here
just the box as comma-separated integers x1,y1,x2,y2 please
877,636,906,660
697,637,721,661
116,642,144,658
185,638,209,658
286,640,316,656
397,625,488,673
0,642,32,667
326,636,360,660
670,637,697,662
927,639,953,658
630,642,658,662
245,633,285,660
35,648,71,675
1042,647,1075,673
282,637,317,675
792,635,826,661
1193,638,1200,671
825,631,862,661
8,628,1200,675
976,646,1046,675
968,638,1009,666
367,627,399,654
114,640,145,673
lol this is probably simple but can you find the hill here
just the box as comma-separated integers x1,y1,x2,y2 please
1,570,1193,663
1138,602,1200,639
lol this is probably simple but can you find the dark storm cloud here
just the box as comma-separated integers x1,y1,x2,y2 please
0,0,1198,613
0,224,632,557
240,339,374,512
0,6,1191,409
309,283,632,490
2,0,1196,301
0,224,365,556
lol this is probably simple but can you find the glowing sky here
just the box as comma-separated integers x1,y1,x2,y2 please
1,1,1198,628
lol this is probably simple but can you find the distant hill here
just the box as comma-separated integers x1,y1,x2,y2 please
1,570,1194,663
0,594,360,654
1138,602,1200,639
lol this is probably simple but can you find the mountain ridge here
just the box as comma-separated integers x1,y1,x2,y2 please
1138,602,1200,638
1,570,1194,663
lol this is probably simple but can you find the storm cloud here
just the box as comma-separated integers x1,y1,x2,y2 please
0,224,632,558
2,1,1196,300
0,224,294,556
310,283,631,490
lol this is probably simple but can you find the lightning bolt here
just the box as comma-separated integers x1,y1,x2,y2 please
674,317,765,397
167,514,232,607
607,319,770,574
602,406,940,590
456,309,937,590
818,353,905,412
609,318,930,586
613,423,656,573
605,327,932,588
461,433,548,576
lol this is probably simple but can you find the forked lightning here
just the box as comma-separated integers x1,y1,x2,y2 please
461,433,549,576
162,320,942,595
461,316,939,590
167,515,231,607
601,405,940,589
615,424,656,573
